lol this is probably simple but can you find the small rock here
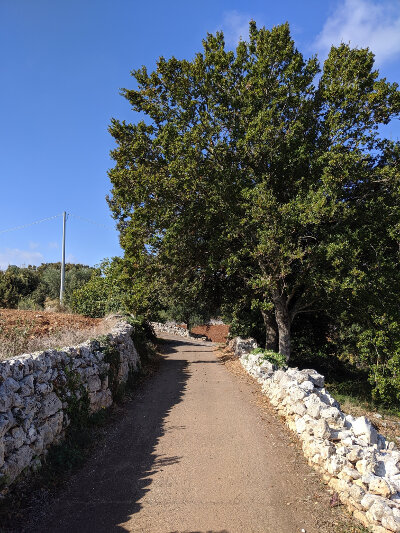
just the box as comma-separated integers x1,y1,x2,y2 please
369,476,393,498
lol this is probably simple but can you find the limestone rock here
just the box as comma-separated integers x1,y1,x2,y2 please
11,427,25,449
304,394,323,418
382,513,400,533
39,392,62,418
301,369,325,388
369,476,393,498
299,380,314,392
351,416,379,446
349,483,366,503
366,500,392,522
313,419,331,439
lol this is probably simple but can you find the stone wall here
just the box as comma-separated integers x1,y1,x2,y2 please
239,344,400,533
151,322,191,338
151,322,207,340
0,319,140,487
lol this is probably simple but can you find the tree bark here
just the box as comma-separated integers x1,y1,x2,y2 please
261,309,278,352
272,291,292,361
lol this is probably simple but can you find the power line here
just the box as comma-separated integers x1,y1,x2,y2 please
0,212,116,237
0,214,62,235
68,213,115,231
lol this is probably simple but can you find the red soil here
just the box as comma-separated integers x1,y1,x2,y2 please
190,324,230,343
0,309,101,338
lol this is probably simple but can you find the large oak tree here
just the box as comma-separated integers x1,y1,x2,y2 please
108,22,400,360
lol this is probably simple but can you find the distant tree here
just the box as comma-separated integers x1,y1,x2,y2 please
33,263,95,307
0,263,96,310
108,22,400,360
0,266,39,308
70,258,132,317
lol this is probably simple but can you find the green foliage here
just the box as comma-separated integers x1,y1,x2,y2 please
357,316,400,406
0,266,39,308
123,315,156,360
70,258,129,317
221,291,266,346
108,21,400,359
107,21,400,403
98,334,122,399
17,296,42,310
0,263,95,310
251,348,287,369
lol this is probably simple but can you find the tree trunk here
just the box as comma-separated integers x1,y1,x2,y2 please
261,309,278,352
272,292,292,361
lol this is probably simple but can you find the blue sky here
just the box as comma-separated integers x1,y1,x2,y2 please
1,0,399,269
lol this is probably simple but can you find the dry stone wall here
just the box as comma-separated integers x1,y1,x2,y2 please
151,322,207,340
0,319,140,487
238,341,400,533
151,322,191,338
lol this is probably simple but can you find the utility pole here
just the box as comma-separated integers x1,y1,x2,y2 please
60,211,66,305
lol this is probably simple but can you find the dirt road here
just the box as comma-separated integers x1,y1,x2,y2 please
33,335,355,533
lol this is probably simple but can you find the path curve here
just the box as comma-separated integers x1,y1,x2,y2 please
33,335,352,533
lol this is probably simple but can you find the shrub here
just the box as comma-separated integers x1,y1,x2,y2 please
70,258,131,318
251,348,287,369
124,315,156,360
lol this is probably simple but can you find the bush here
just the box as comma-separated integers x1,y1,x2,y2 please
251,348,287,369
17,297,41,310
124,315,156,360
70,259,128,318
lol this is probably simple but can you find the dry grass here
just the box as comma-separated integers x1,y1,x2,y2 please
333,396,400,446
0,315,119,360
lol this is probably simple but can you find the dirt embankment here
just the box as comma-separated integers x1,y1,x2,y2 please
190,324,230,343
0,309,103,360
0,309,100,338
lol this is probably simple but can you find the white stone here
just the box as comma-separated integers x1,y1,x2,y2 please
382,513,400,533
351,416,379,446
299,380,314,392
0,389,12,412
320,406,342,423
304,394,323,418
349,483,365,503
11,426,25,449
369,476,393,498
4,377,20,393
326,454,348,475
366,500,392,522
313,419,331,439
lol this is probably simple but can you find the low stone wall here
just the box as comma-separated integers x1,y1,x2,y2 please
0,319,140,487
151,322,207,340
239,346,400,533
151,322,191,338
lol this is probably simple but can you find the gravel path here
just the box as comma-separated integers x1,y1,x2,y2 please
33,335,357,533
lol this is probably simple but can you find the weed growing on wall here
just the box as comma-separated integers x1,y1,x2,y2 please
124,316,156,361
251,348,288,369
97,334,123,401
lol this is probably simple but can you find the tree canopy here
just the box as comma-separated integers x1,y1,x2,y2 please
108,22,400,362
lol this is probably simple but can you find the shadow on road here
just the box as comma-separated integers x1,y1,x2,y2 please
32,339,193,533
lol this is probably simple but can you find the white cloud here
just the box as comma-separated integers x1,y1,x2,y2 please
29,241,39,250
0,248,44,270
315,0,400,65
66,254,77,263
218,11,252,47
48,241,58,249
